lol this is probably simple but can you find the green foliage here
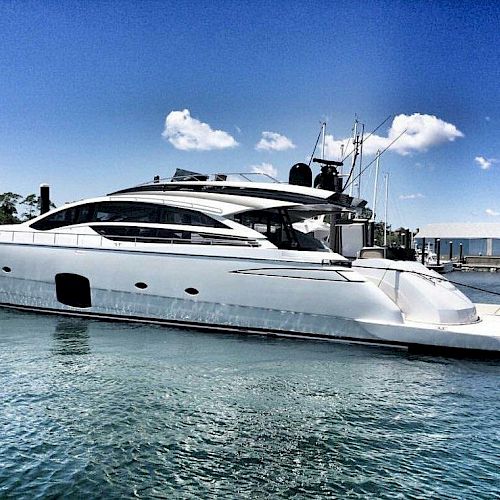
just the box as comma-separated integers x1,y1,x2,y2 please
0,192,56,224
21,193,39,221
0,192,22,224
374,222,399,247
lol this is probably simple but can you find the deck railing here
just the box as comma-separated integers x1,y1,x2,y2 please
0,229,259,249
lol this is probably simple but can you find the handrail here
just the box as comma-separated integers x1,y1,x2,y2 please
135,172,280,187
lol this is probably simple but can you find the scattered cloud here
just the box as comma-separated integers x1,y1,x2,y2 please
323,135,350,160
474,156,498,170
399,193,426,200
485,208,500,216
256,131,295,151
324,113,463,158
250,162,278,178
162,109,238,151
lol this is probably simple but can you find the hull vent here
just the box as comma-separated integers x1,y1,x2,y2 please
55,273,92,308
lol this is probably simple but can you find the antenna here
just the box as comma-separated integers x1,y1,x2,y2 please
371,150,381,222
343,126,407,193
321,122,326,159
348,118,359,197
384,172,389,247
307,123,324,167
340,114,391,163
357,122,365,199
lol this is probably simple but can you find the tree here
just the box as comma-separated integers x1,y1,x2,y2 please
374,222,399,247
20,193,39,221
0,192,22,224
19,194,56,221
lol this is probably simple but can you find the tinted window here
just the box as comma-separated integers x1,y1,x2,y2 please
31,201,225,230
93,225,191,242
92,202,224,227
93,202,160,223
158,206,222,227
30,204,95,230
232,209,325,251
92,225,257,246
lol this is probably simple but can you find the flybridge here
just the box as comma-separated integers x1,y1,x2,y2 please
110,183,361,208
109,169,367,210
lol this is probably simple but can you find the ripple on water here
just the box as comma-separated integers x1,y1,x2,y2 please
0,310,499,499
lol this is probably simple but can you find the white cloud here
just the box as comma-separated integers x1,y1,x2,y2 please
162,109,238,151
324,113,463,158
250,162,278,178
399,193,426,200
485,208,500,216
474,156,498,170
323,135,349,159
256,131,295,151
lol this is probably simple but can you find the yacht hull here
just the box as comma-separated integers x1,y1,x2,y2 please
1,243,499,355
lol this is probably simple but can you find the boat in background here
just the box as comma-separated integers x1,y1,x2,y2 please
415,246,454,274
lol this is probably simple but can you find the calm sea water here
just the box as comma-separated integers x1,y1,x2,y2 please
0,272,499,499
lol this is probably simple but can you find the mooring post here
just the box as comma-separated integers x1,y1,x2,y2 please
449,241,453,261
436,238,441,266
40,184,50,214
421,238,426,264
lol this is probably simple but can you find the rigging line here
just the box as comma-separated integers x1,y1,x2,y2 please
342,127,407,193
308,125,324,167
340,114,392,163
352,265,500,297
342,147,358,191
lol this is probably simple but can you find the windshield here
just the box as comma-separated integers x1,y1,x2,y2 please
231,208,327,251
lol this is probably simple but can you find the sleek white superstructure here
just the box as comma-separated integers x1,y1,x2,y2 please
1,172,499,354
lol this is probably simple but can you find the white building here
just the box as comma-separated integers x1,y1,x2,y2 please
415,223,500,256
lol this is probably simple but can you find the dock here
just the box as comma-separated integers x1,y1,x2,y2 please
457,256,500,272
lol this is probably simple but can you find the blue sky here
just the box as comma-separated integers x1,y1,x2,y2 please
1,0,499,229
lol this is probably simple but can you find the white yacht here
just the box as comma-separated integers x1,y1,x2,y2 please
0,169,499,355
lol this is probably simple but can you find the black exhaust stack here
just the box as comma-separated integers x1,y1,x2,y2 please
40,184,50,215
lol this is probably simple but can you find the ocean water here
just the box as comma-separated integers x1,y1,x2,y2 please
0,273,499,499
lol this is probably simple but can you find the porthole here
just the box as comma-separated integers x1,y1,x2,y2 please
185,287,199,296
2,266,11,273
135,282,148,289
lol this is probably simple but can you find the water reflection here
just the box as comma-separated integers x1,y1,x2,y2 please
52,317,90,357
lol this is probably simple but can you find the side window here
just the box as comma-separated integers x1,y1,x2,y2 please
31,207,76,230
92,202,160,223
31,201,226,230
92,225,193,242
157,206,226,228
30,204,94,231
